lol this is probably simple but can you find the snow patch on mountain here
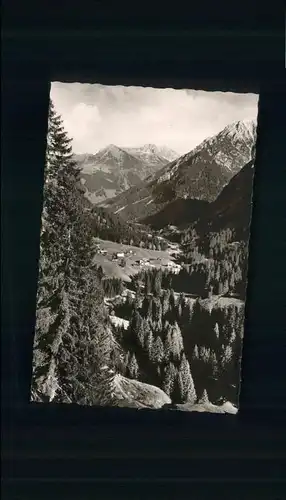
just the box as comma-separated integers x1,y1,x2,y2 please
106,118,257,222
109,315,129,330
132,196,151,205
114,205,127,214
99,144,126,162
126,144,179,164
74,143,179,204
154,119,257,189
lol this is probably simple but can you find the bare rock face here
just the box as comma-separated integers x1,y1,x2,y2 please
97,372,172,409
162,401,238,414
174,401,238,414
74,144,177,205
104,119,257,222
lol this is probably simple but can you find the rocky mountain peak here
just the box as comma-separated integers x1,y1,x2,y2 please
96,144,127,161
105,118,257,221
75,142,179,205
141,143,158,153
222,119,257,140
126,144,179,163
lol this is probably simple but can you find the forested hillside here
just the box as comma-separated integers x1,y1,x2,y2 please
107,257,245,405
31,99,255,414
31,101,171,409
141,198,209,230
194,160,255,241
89,205,168,250
31,101,116,405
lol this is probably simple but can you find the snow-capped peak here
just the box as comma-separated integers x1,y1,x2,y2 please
95,144,130,163
125,144,179,163
220,120,257,146
155,118,257,186
141,143,158,153
98,144,123,156
129,144,161,158
155,145,180,162
222,119,257,138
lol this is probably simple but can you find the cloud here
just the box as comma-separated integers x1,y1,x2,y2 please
50,82,258,155
63,103,102,152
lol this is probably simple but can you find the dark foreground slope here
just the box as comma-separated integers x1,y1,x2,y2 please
195,159,255,240
141,198,210,229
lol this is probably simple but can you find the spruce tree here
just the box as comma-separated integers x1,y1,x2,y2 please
228,306,237,335
144,272,152,295
127,353,139,379
221,344,233,368
162,289,170,316
134,288,141,310
214,322,220,340
125,291,134,314
153,269,162,297
172,322,184,354
171,373,184,403
150,336,165,364
192,344,199,361
123,352,130,374
145,329,153,357
218,281,224,295
136,319,146,349
198,388,209,405
200,346,211,364
229,271,235,290
178,353,197,403
177,302,183,319
32,100,113,405
164,325,174,361
209,351,219,377
162,362,177,398
130,310,142,339
169,289,176,310
181,301,193,328
152,297,162,324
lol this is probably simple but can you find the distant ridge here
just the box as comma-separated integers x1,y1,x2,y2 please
74,143,179,205
103,119,257,222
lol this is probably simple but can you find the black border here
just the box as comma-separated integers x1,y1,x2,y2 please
2,2,286,497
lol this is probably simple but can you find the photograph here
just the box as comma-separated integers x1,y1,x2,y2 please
30,83,259,413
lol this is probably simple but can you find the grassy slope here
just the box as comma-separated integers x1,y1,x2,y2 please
93,238,178,281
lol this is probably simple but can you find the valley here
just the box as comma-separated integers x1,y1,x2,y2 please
84,120,256,411
92,208,248,410
32,96,257,414
93,237,182,282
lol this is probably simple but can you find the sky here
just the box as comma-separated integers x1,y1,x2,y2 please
50,82,258,156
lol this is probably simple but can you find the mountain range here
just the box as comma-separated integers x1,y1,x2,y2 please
101,120,256,222
75,144,179,204
142,159,255,244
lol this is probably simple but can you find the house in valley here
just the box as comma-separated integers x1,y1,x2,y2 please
116,252,125,258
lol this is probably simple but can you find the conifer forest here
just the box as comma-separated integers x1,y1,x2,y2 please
31,89,258,413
